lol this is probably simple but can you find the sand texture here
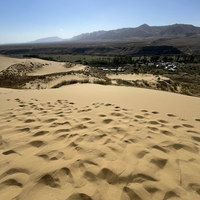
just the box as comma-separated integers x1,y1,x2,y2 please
1,85,200,200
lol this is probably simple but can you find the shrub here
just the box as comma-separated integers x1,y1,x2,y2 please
79,79,90,84
116,79,133,86
143,80,150,87
51,79,78,88
93,79,111,85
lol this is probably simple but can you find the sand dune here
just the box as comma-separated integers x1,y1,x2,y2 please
0,85,200,200
0,55,85,76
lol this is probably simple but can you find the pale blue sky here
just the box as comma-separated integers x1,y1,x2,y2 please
0,0,200,44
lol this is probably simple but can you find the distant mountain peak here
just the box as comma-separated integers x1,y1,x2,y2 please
139,23,150,27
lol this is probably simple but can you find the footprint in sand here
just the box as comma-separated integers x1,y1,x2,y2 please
0,168,29,180
33,131,49,137
66,193,92,200
148,126,159,131
152,145,168,153
98,168,118,184
158,119,168,124
29,140,45,148
98,114,107,117
84,171,97,182
141,110,148,112
121,186,144,200
0,179,23,188
173,125,182,129
149,121,160,125
191,136,200,142
152,111,159,114
182,124,194,128
51,121,71,127
19,104,27,107
187,130,200,135
163,191,180,200
161,130,174,136
55,129,70,134
44,118,57,123
17,127,30,132
56,134,69,140
2,149,19,156
78,108,92,113
110,112,123,117
137,150,149,158
105,103,112,107
135,115,144,119
57,100,63,104
188,183,200,195
38,150,64,161
55,111,63,115
102,119,113,124
33,126,42,130
24,119,35,123
150,157,168,169
167,114,176,117
69,133,79,139
87,121,95,124
82,117,91,121
71,124,87,130
23,112,33,115
195,119,200,122
172,143,198,153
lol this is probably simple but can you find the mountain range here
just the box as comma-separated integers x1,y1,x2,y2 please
30,24,200,43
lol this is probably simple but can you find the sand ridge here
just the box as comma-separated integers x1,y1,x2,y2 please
1,98,200,200
0,55,86,76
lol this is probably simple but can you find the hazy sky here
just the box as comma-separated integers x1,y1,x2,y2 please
0,0,200,44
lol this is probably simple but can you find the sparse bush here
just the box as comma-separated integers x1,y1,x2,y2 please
93,79,111,85
116,79,133,86
51,79,78,88
79,79,90,84
143,80,150,87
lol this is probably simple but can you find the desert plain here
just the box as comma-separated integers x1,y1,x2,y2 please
0,55,200,200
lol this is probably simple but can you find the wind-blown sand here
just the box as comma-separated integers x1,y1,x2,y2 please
1,85,200,200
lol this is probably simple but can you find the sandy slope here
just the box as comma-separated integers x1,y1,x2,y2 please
24,74,90,89
0,85,200,200
0,55,85,75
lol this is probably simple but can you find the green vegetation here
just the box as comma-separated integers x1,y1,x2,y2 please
20,54,200,68
93,79,112,85
116,79,134,86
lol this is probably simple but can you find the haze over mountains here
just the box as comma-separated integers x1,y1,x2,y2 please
29,36,65,43
30,23,200,43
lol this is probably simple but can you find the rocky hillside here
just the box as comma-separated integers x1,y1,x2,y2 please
71,24,200,41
